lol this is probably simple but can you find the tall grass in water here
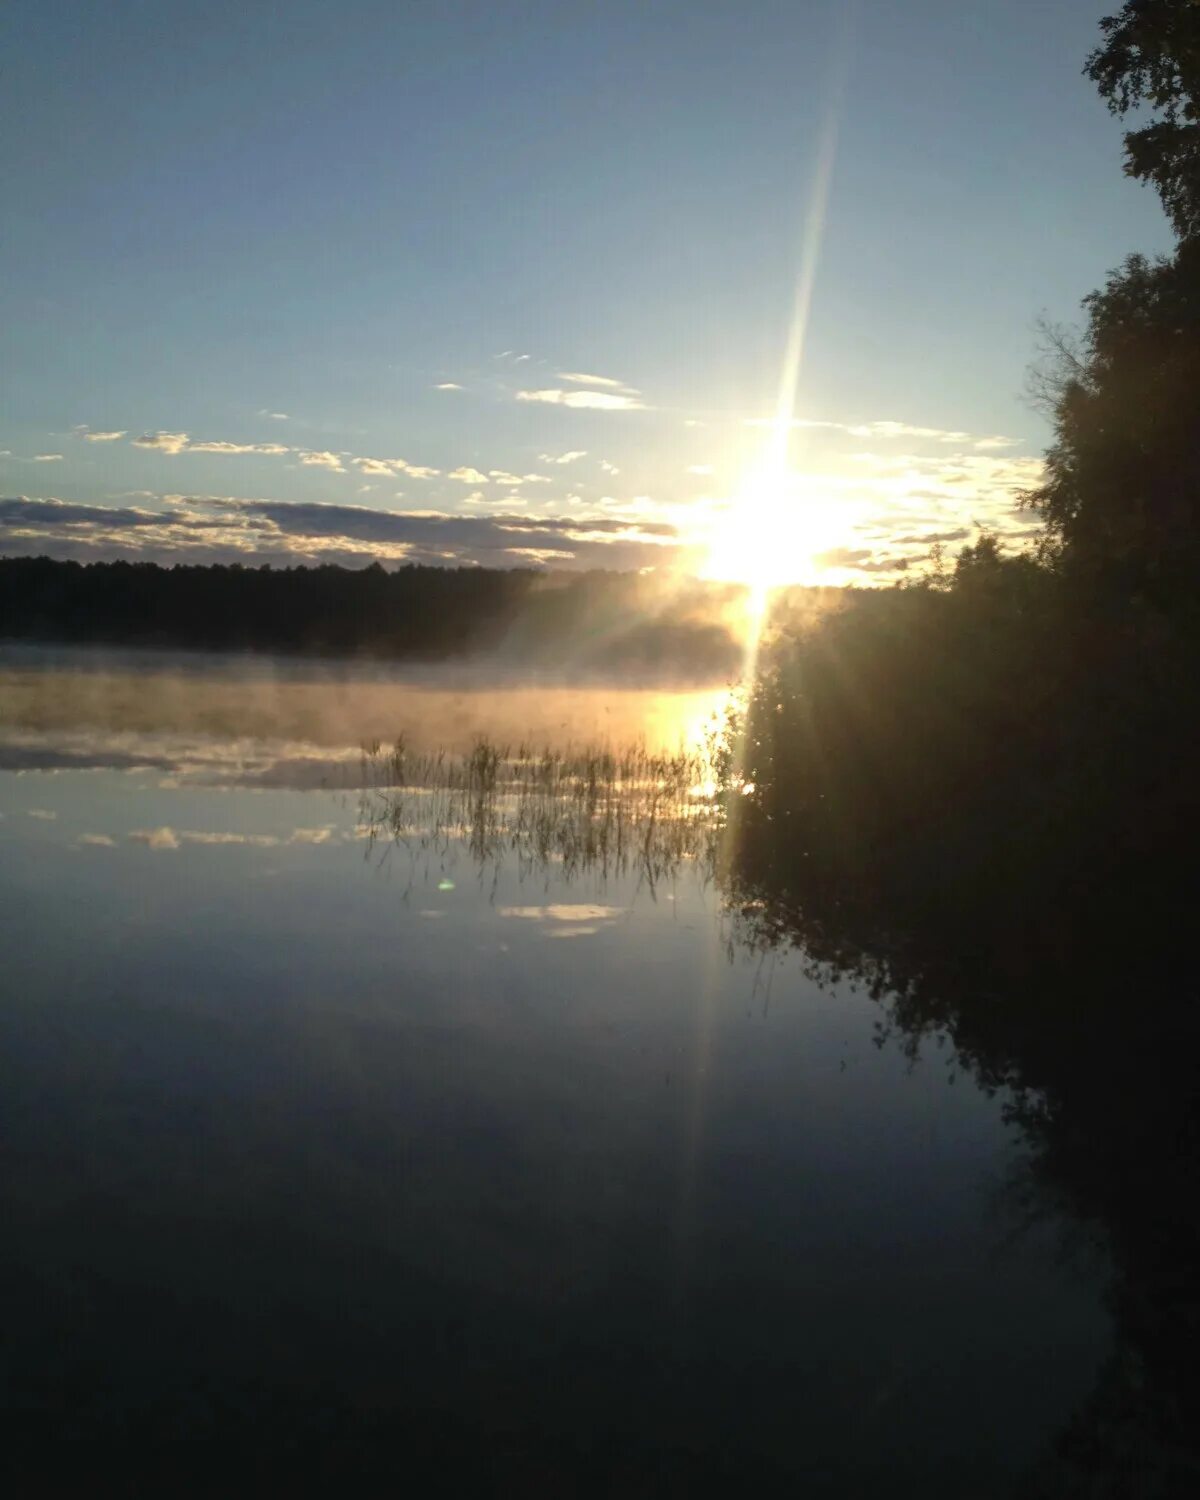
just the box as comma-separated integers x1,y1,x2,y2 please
358,732,731,888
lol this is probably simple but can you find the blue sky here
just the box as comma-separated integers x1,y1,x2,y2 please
1,0,1174,580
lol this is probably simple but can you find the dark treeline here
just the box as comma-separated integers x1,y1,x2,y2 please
0,554,744,678
725,5,1200,1488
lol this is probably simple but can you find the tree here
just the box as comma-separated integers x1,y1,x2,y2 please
1026,244,1200,600
1086,1,1200,239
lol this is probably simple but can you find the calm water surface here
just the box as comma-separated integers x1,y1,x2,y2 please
0,651,1107,1492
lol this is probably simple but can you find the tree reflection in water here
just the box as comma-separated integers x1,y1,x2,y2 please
363,731,1200,1494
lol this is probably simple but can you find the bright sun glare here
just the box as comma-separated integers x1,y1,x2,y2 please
701,460,848,592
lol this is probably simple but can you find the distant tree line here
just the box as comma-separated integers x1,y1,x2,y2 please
0,555,743,678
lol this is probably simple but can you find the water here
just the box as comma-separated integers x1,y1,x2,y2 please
0,649,1108,1492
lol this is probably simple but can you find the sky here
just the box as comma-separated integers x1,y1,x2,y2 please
1,0,1175,584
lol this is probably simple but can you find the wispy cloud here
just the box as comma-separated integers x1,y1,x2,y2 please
189,440,290,456
257,410,289,420
129,826,180,850
434,382,463,391
33,454,63,462
132,431,192,454
79,429,127,442
299,450,345,471
540,450,587,465
748,416,1021,452
517,389,645,411
556,372,637,392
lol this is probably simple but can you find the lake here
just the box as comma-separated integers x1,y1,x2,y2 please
0,648,1108,1493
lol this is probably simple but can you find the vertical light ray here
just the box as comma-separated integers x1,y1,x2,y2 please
674,0,858,1295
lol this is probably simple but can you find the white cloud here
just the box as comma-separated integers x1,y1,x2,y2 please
188,440,291,456
449,466,489,484
516,389,645,411
34,454,63,462
434,382,463,391
81,429,127,442
27,808,57,820
488,470,524,486
398,462,440,479
354,457,398,477
974,435,1019,451
540,450,587,465
556,372,637,392
133,431,191,454
129,826,181,850
299,450,345,472
258,410,289,420
600,460,620,474
78,833,117,847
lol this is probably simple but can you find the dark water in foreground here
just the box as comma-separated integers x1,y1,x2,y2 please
0,653,1107,1493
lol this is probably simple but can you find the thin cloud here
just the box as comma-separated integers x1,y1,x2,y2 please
555,372,638,393
129,826,181,850
189,440,291,456
540,451,587,465
258,410,289,420
434,382,463,391
80,429,127,442
34,454,63,462
132,431,191,454
517,389,645,411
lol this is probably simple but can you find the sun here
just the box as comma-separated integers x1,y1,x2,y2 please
700,462,849,591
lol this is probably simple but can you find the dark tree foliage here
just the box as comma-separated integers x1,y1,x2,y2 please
0,554,742,678
708,10,1200,1484
1027,243,1200,606
1087,0,1200,240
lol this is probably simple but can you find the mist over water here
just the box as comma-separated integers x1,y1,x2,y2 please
0,644,731,763
0,646,1110,1492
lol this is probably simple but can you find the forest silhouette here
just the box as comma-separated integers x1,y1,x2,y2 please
719,4,1200,1487
0,556,744,679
